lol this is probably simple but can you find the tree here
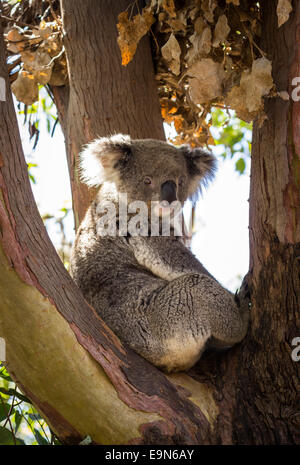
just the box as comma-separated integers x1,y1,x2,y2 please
0,0,299,445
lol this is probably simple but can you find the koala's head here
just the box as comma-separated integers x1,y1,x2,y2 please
80,134,216,206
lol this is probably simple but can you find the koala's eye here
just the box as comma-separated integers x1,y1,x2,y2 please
144,176,152,185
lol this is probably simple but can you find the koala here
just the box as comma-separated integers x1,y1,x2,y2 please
70,134,249,373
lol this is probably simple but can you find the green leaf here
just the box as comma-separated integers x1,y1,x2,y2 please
0,369,12,382
0,402,12,421
210,107,252,166
29,173,36,184
14,410,23,434
33,428,50,445
27,163,38,169
27,413,42,421
0,426,25,445
0,426,15,445
41,98,46,112
235,157,246,174
0,387,31,404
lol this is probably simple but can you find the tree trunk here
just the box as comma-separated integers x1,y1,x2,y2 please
186,0,299,444
0,0,299,445
55,0,165,228
237,0,300,443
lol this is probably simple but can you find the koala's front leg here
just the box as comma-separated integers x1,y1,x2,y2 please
129,235,214,281
145,273,249,372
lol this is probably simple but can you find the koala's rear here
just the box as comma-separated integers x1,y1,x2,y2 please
70,134,249,373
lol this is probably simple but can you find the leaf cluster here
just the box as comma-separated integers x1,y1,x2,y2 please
0,364,60,445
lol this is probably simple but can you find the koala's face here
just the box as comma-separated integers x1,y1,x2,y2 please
80,134,216,206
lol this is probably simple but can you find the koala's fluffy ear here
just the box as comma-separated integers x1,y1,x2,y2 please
181,146,217,199
80,134,132,186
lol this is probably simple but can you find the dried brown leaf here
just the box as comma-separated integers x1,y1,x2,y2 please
11,70,39,105
277,0,292,28
225,85,253,122
162,0,176,18
161,99,178,123
188,58,225,104
117,8,155,66
201,0,217,23
278,90,290,101
45,35,60,53
242,57,273,112
49,58,68,86
7,42,24,54
213,15,230,47
21,49,53,85
166,11,187,32
186,28,212,65
6,27,26,53
161,33,181,75
38,20,53,40
194,16,206,35
226,57,273,121
6,27,23,42
189,6,201,21
174,115,185,132
150,0,162,13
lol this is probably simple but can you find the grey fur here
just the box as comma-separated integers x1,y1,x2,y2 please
70,135,249,372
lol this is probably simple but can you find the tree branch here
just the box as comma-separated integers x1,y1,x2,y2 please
0,21,215,445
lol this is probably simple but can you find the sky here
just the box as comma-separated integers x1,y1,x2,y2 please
18,106,250,293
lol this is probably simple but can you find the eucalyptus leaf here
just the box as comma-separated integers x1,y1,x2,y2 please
0,426,25,445
0,387,31,404
33,428,50,445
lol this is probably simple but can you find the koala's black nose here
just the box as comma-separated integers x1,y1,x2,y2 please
161,180,177,203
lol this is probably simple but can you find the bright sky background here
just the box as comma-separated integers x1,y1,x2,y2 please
17,105,250,293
